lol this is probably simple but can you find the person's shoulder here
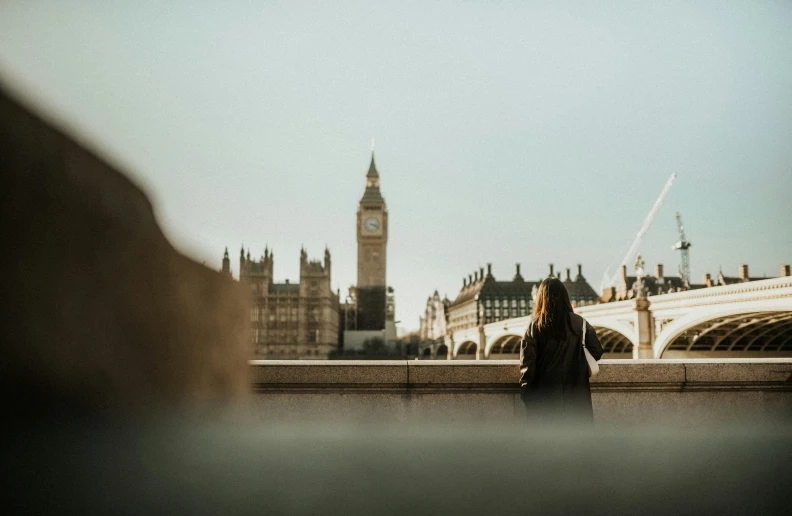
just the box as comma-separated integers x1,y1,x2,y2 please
523,318,537,338
569,311,586,329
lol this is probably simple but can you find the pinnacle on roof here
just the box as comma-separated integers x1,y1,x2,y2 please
514,263,524,282
360,149,385,203
367,151,378,178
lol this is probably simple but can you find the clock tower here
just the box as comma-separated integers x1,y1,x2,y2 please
357,151,388,288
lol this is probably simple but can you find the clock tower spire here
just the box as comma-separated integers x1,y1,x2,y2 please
357,149,388,289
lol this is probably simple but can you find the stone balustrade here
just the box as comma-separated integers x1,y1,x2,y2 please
250,359,792,424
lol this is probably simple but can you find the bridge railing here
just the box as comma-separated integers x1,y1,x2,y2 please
576,276,792,316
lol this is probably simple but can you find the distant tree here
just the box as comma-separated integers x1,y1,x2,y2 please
363,337,385,355
395,332,422,358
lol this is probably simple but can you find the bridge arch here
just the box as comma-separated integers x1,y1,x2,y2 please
454,340,479,358
593,326,634,356
585,319,638,348
435,343,449,360
653,301,792,358
485,333,523,358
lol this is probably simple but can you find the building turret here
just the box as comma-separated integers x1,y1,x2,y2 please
486,263,494,280
221,247,231,277
324,247,331,283
367,152,379,186
514,263,524,282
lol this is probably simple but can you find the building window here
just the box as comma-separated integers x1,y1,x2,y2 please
250,307,258,322
308,330,317,343
494,299,500,308
485,298,491,307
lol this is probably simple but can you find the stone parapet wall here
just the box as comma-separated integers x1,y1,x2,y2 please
250,359,792,424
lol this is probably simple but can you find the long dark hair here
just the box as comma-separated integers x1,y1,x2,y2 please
532,278,576,341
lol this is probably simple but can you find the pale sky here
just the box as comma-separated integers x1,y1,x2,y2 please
2,1,790,331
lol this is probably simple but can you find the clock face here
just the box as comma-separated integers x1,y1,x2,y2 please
364,217,380,233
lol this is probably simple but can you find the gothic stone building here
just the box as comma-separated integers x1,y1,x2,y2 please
340,151,396,352
354,152,390,331
419,290,449,343
447,264,534,336
222,246,339,359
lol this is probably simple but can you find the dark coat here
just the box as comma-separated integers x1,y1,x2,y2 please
519,312,604,420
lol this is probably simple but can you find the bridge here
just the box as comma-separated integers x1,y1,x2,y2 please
437,276,792,360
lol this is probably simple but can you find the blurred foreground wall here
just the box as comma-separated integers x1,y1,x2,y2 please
0,83,250,412
251,359,792,423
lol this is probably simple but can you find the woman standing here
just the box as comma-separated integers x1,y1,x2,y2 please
519,278,604,421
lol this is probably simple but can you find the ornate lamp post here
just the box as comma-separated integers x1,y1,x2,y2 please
634,254,647,299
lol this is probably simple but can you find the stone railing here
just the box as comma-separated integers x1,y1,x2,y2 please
250,359,792,424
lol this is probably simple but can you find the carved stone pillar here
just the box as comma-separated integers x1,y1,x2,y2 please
633,297,654,359
477,325,487,360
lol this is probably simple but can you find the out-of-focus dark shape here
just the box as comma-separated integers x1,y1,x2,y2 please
3,419,791,515
0,82,249,414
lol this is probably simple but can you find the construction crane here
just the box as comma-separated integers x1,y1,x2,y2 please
600,173,677,291
672,211,692,287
